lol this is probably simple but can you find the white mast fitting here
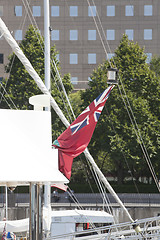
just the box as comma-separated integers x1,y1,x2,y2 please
0,17,141,232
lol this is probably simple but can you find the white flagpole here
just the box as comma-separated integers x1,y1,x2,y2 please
44,1,51,238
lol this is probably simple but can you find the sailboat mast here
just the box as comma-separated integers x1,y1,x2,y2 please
44,0,50,93
44,0,51,211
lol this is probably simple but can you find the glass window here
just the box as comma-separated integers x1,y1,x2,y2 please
51,30,59,41
88,6,96,16
88,53,96,64
125,29,134,40
70,6,78,17
15,30,22,40
146,53,152,63
125,5,134,16
88,30,96,40
107,6,115,16
0,77,3,82
71,77,78,84
15,6,22,16
106,30,115,40
33,6,41,17
51,6,59,17
0,6,3,16
0,54,3,64
107,53,115,60
70,54,78,64
144,29,152,40
144,5,152,16
70,30,78,40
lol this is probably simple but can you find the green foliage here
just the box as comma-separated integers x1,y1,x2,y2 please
69,182,158,193
80,34,160,185
69,91,83,117
150,56,160,77
1,25,73,139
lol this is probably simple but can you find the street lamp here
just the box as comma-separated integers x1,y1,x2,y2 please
107,68,118,85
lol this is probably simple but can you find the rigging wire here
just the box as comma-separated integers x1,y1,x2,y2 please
85,157,116,220
0,0,31,108
0,83,18,109
86,0,160,192
64,0,145,210
0,88,13,109
21,0,75,122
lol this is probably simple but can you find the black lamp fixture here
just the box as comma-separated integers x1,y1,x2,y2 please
107,68,118,85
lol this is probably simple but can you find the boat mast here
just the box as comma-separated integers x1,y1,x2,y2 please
44,0,51,211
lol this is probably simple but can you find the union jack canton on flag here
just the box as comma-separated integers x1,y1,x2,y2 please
53,85,114,179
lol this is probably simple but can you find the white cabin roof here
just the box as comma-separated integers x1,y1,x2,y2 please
51,209,114,223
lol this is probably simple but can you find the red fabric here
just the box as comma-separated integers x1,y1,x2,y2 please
53,86,114,179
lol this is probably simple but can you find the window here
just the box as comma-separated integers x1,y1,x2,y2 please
144,5,152,16
15,30,22,40
70,30,78,40
144,29,152,40
0,54,3,64
0,77,3,83
88,53,96,64
125,5,134,16
51,6,59,17
88,30,96,40
33,6,41,17
146,53,152,63
0,6,3,16
15,6,22,16
71,77,78,84
70,6,78,17
106,30,115,40
88,6,96,16
125,29,134,40
88,77,92,81
70,54,78,64
107,53,115,60
51,30,59,40
107,6,115,16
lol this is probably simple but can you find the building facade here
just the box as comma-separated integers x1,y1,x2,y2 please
0,0,159,90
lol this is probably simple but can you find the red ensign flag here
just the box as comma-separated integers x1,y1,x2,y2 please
53,86,114,179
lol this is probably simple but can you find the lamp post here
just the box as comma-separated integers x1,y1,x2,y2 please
107,68,118,85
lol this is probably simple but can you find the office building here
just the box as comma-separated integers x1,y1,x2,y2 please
0,0,159,90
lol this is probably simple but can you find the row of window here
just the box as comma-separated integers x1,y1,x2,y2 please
69,53,152,65
0,5,153,17
0,52,152,86
0,52,152,65
52,29,153,41
5,29,152,41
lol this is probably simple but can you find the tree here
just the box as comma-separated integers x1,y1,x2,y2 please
80,35,160,184
150,56,160,77
0,25,73,138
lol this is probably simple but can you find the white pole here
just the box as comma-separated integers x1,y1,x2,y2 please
5,186,8,220
44,0,50,93
44,1,51,237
